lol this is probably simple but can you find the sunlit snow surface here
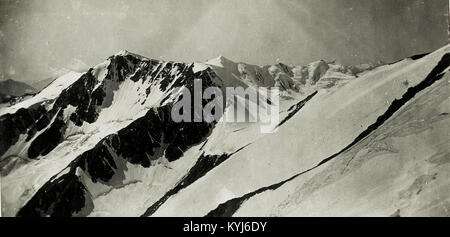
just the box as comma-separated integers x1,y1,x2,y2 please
1,45,450,216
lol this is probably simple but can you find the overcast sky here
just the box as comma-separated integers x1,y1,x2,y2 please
0,0,449,83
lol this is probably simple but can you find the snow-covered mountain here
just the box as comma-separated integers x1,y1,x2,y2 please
1,45,449,217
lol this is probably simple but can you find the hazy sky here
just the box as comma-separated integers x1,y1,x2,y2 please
0,0,449,83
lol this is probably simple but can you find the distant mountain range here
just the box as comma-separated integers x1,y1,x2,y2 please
0,79,35,96
0,77,60,104
0,58,90,104
0,79,37,104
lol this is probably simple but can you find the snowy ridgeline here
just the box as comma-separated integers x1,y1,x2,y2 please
0,44,449,217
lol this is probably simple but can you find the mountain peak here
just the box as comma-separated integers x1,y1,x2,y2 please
115,49,132,56
216,55,227,60
113,50,148,60
205,55,236,68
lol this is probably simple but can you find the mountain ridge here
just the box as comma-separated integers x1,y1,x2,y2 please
1,44,449,217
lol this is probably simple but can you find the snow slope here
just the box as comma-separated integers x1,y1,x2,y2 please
1,44,449,217
152,45,450,217
233,66,450,217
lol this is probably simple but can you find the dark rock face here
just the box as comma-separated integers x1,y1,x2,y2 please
28,110,66,158
278,63,294,77
15,56,226,216
410,52,430,60
60,69,106,126
0,105,47,156
17,172,90,217
0,54,189,161
0,68,106,159
276,91,317,128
